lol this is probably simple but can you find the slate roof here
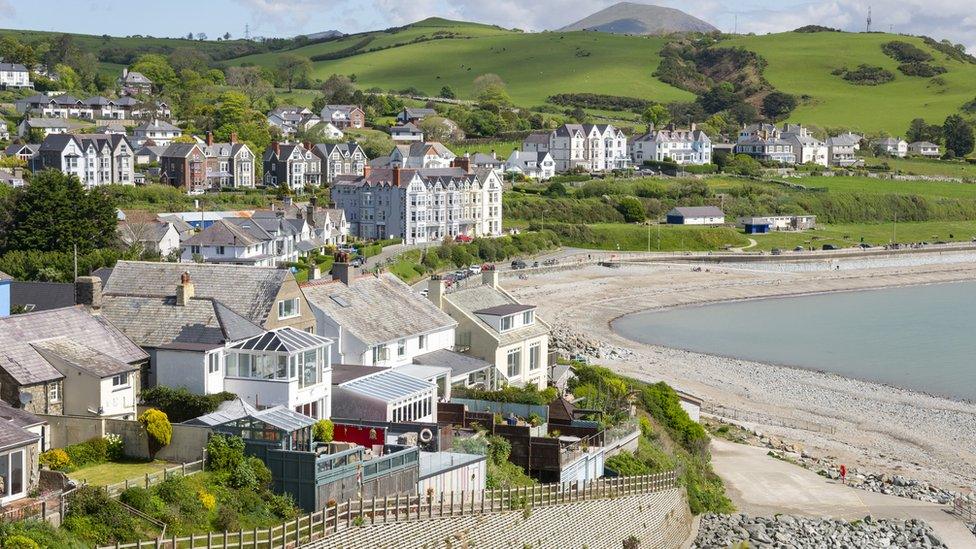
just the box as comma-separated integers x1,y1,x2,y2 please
118,221,173,246
25,118,69,129
402,107,436,119
0,271,9,281
0,63,27,72
0,400,45,429
135,119,181,132
302,273,456,346
31,338,139,377
102,261,291,326
669,206,725,218
10,281,75,312
187,397,316,431
474,303,534,316
99,295,265,350
523,132,550,145
160,143,201,159
413,349,492,377
4,144,39,157
444,284,549,346
0,401,40,452
0,306,147,385
182,219,263,247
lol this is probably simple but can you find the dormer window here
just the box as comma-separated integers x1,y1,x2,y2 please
500,316,513,331
523,310,534,325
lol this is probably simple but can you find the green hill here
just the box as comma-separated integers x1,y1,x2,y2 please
721,31,976,133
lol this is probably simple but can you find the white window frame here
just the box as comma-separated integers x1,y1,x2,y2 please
278,298,300,320
529,343,541,371
48,382,61,404
111,373,129,387
506,348,521,378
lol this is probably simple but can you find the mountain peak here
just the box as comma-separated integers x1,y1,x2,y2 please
559,2,718,35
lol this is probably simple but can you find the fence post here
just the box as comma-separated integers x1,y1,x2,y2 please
251,526,258,548
439,492,443,516
384,495,390,523
449,491,454,516
372,496,377,524
145,472,150,489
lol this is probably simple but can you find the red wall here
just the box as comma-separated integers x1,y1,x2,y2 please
333,424,385,448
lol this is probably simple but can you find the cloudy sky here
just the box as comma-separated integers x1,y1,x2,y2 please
0,1,973,49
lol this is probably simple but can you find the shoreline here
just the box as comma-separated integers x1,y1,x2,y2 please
504,255,976,491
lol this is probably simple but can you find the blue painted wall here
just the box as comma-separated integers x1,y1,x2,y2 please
0,279,10,317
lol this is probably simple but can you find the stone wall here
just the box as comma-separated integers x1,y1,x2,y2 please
317,487,692,549
39,415,210,462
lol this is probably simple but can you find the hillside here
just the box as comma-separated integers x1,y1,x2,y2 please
560,2,718,35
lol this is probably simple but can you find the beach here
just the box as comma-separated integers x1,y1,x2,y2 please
503,253,976,491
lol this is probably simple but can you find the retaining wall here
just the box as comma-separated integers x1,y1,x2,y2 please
39,414,210,462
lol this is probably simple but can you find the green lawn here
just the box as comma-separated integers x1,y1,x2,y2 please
749,220,976,251
790,175,976,199
450,139,519,157
723,31,976,134
69,459,171,486
863,156,976,179
558,223,751,252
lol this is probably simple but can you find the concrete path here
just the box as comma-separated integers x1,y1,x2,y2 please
709,438,974,547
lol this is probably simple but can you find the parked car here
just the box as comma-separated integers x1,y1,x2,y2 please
542,258,558,266
418,289,428,297
771,248,782,255
468,265,482,275
857,243,872,249
511,260,527,270
793,246,804,252
822,244,838,250
351,257,365,267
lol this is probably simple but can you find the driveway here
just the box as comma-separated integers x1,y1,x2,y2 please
710,438,973,547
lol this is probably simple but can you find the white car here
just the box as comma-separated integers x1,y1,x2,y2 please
418,289,429,297
468,265,482,274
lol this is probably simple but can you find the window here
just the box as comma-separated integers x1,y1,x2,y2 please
207,353,220,374
112,373,129,387
278,298,300,319
529,343,541,371
0,450,24,499
500,316,513,331
48,382,61,404
371,345,387,364
216,246,225,255
301,350,318,388
190,245,201,254
418,334,426,350
397,339,406,357
506,348,521,378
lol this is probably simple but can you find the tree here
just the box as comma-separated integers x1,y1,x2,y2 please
543,181,568,197
943,115,974,157
168,48,209,74
320,73,355,103
419,116,463,142
761,91,798,120
53,63,80,91
439,85,456,99
223,32,232,40
138,409,172,459
641,105,670,130
195,33,208,41
313,419,334,443
466,109,504,136
226,66,273,107
473,73,510,106
0,170,117,255
697,83,738,114
276,54,312,92
130,53,177,93
906,118,942,144
616,196,645,223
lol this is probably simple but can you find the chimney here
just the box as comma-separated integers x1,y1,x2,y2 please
230,132,238,144
310,264,321,281
490,149,496,160
176,271,194,306
428,275,446,309
392,166,401,186
206,131,214,146
74,276,102,310
332,251,352,285
362,165,371,178
272,141,280,156
690,123,697,131
307,198,316,227
283,196,293,208
451,157,471,174
304,140,312,152
482,265,498,288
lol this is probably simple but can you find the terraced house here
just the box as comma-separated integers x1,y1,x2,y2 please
263,142,321,190
36,133,135,186
180,215,318,267
160,143,207,193
203,132,255,189
15,93,171,120
735,123,796,164
331,163,503,244
629,123,712,165
542,124,629,173
311,142,368,184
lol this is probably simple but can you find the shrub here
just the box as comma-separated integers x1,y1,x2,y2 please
605,451,652,476
897,62,946,77
547,93,652,113
138,409,172,459
214,505,240,531
639,383,709,456
197,489,216,511
881,41,933,63
64,486,140,545
616,196,646,223
39,448,71,471
3,535,39,549
836,64,894,85
453,385,558,406
120,487,159,514
140,387,236,423
313,419,334,443
105,433,124,461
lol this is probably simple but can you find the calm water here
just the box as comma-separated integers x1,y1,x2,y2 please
612,281,976,401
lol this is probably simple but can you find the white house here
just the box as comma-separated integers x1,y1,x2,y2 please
32,338,140,419
908,141,940,157
630,123,712,165
181,216,318,267
118,220,182,256
871,137,908,158
132,119,183,147
0,63,31,88
18,117,69,138
735,124,795,164
391,123,424,142
666,206,725,225
547,124,629,173
505,151,556,180
826,136,861,167
780,124,828,167
389,142,456,169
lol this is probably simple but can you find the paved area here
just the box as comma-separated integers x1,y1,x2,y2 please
710,438,974,547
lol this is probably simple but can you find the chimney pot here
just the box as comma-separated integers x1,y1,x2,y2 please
393,166,401,186
362,165,371,178
176,271,195,306
230,132,238,144
74,276,102,310
206,131,213,146
272,141,280,156
332,252,352,285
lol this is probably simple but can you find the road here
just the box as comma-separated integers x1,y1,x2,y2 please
710,438,973,547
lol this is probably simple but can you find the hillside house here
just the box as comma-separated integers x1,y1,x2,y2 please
320,105,364,129
397,107,437,124
666,206,725,225
548,124,629,173
132,119,183,147
17,117,69,138
391,123,424,142
781,124,828,166
630,123,712,165
871,137,908,158
908,141,940,157
160,143,207,193
263,142,322,190
825,136,861,167
735,124,796,164
505,151,555,181
311,142,368,184
203,132,256,189
0,63,31,88
389,142,456,169
36,133,135,187
118,68,153,95
118,220,181,256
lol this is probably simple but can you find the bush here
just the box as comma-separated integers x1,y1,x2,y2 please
213,505,240,531
0,520,87,549
140,387,236,423
547,93,652,113
197,489,216,511
453,385,558,406
313,419,334,443
64,486,141,545
605,451,652,476
897,62,946,77
616,196,646,223
120,487,158,514
39,448,71,471
139,409,172,459
836,64,894,85
639,383,709,455
3,535,39,549
105,433,125,461
881,41,932,63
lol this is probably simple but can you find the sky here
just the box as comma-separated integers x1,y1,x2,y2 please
0,0,973,50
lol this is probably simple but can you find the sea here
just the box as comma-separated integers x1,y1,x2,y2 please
611,281,976,402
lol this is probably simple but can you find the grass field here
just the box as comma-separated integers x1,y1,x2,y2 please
862,156,976,178
749,220,976,250
558,223,751,251
789,175,976,199
69,459,170,486
723,31,976,134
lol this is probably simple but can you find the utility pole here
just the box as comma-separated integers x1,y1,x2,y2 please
73,244,78,280
866,6,872,33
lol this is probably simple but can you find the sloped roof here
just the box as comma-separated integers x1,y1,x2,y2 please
186,398,315,431
302,273,456,346
102,261,291,326
413,349,492,377
0,306,147,385
669,206,725,218
135,119,181,132
0,401,40,452
444,284,548,345
31,338,139,377
229,327,331,353
183,219,264,247
334,366,435,402
10,281,75,312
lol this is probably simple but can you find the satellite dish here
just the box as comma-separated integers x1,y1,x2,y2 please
18,392,33,406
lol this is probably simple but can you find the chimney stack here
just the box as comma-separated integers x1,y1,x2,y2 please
272,141,280,156
75,276,102,310
428,275,446,309
307,196,317,227
332,251,352,285
304,141,312,152
206,131,214,146
230,132,238,144
392,166,401,186
283,196,293,208
176,271,194,306
362,165,371,178
451,157,472,174
690,123,696,131
310,264,321,281
481,265,498,288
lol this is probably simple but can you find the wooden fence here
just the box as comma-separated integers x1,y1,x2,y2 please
953,497,976,523
103,459,206,498
98,471,679,549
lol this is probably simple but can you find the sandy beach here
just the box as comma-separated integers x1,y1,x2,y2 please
503,253,976,491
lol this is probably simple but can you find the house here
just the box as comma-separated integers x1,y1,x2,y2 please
469,152,506,173
310,142,368,184
267,106,324,138
0,271,9,317
100,272,333,418
389,142,456,169
250,198,350,248
826,136,861,167
505,150,555,181
302,267,457,368
666,206,725,225
262,142,321,190
133,119,182,147
397,107,437,124
750,215,817,231
17,117,69,139
0,296,147,418
780,124,828,167
739,217,771,234
520,132,550,153
84,96,139,120
391,123,424,142
871,137,908,158
629,123,712,165
96,121,127,135
0,63,31,88
548,124,629,173
118,68,152,96
331,364,438,423
0,167,26,188
735,124,795,164
0,402,43,504
16,94,162,120
429,269,549,389
0,121,9,141
181,215,317,267
834,132,863,150
203,132,256,189
320,105,364,129
15,94,86,118
331,164,503,244
4,143,39,163
36,133,135,187
118,220,181,256
160,142,207,193
908,141,940,157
